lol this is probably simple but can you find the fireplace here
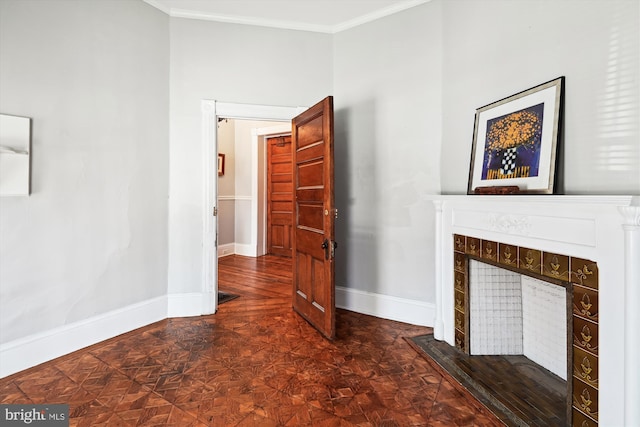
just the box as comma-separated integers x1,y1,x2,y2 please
433,195,639,427
454,233,593,424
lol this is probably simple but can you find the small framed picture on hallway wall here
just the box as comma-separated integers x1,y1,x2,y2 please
468,76,565,195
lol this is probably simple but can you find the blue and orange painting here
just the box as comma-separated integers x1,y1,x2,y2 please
482,103,544,180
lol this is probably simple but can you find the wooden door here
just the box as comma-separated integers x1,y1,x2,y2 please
267,135,293,257
291,96,336,339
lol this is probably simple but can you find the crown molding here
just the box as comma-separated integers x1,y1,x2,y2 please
143,0,431,34
171,8,334,33
333,0,431,33
142,0,171,15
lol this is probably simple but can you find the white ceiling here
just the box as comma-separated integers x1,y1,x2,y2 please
143,0,430,33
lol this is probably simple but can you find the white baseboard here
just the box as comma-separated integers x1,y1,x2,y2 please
336,286,435,327
217,243,235,258
235,243,255,257
167,293,207,318
217,243,256,258
0,296,167,378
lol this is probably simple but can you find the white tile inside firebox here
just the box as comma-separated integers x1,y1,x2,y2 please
468,260,568,380
522,276,567,380
469,260,523,355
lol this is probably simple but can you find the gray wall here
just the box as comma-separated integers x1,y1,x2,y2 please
333,1,443,302
168,18,333,294
330,0,639,306
1,0,637,349
440,0,640,194
0,0,169,343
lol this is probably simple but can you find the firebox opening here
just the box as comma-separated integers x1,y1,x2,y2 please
469,260,568,380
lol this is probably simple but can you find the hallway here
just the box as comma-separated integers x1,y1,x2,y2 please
0,255,502,426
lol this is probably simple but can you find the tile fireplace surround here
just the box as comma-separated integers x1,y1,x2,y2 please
433,195,639,427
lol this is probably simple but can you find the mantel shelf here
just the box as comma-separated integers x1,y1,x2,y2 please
431,194,638,207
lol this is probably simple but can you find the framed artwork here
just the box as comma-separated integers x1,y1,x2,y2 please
218,153,225,176
0,114,31,196
467,76,564,194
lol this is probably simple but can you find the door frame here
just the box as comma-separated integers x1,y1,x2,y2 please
201,101,306,314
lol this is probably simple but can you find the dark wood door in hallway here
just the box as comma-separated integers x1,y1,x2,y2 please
0,255,503,426
267,135,293,258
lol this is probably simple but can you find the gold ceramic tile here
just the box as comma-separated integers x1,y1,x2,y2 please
481,240,498,262
465,237,480,256
571,257,599,290
573,377,599,421
519,247,542,274
573,317,598,356
454,290,465,313
572,408,598,427
454,310,465,333
542,252,570,282
455,329,466,352
454,271,466,292
573,284,599,322
499,243,518,267
573,346,598,389
453,234,466,252
454,252,467,273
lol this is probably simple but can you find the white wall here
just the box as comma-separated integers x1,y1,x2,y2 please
333,1,443,313
233,119,283,252
168,19,332,295
217,119,282,254
0,0,169,344
217,119,235,247
440,0,640,194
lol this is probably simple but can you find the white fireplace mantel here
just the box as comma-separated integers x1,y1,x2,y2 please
433,195,640,427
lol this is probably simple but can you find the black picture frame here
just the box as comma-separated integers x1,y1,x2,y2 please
468,77,565,194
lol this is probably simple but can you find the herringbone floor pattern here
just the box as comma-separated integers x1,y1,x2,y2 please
0,255,503,426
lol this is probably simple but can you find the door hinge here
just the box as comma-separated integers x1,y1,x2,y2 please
213,207,218,216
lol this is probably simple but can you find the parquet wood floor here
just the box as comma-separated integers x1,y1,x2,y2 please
0,255,504,426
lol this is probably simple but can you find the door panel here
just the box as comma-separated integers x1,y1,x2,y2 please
291,96,336,339
272,182,291,193
297,116,324,146
296,143,324,162
297,204,323,231
298,161,324,187
267,135,293,257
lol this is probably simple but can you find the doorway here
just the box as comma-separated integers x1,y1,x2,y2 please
201,101,305,314
215,118,292,259
203,98,337,340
